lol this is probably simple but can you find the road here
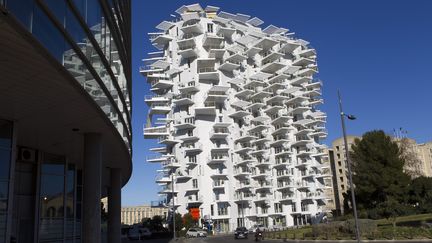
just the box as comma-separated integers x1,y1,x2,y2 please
122,235,432,243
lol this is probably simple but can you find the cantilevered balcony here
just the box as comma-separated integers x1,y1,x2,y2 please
278,193,295,203
150,79,174,90
297,48,316,58
260,62,285,74
276,180,295,191
210,127,229,139
288,104,310,115
179,81,200,93
253,37,279,51
211,145,230,153
143,126,168,139
229,109,250,119
297,67,318,77
234,167,251,178
146,154,171,163
198,58,219,81
279,41,300,54
180,21,204,34
254,180,273,191
216,25,235,39
276,170,293,180
260,50,283,66
234,193,253,203
184,142,203,154
205,86,230,103
158,185,178,195
148,102,171,115
270,135,290,147
202,33,224,47
218,53,247,72
149,32,173,49
177,36,198,58
289,76,312,85
208,153,229,165
173,94,194,106
292,57,315,67
194,102,217,116
174,117,195,130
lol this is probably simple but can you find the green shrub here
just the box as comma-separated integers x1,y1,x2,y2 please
344,219,377,235
312,221,344,237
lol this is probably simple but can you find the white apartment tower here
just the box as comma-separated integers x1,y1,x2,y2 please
141,4,330,232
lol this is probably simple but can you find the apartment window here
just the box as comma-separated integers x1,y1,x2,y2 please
337,153,341,159
336,146,340,151
192,179,198,188
339,169,342,174
340,176,344,182
219,116,223,122
211,205,214,216
188,155,197,163
187,130,193,136
338,161,342,167
216,203,228,216
301,202,308,212
291,203,296,212
207,23,213,33
274,203,282,213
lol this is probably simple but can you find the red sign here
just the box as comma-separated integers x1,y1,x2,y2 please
189,208,200,220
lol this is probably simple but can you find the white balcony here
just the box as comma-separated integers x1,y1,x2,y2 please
260,62,285,73
279,41,300,53
234,135,256,144
148,102,171,115
194,106,216,116
202,33,224,47
149,33,173,49
143,126,168,139
289,76,312,85
184,143,203,154
218,61,240,72
211,145,230,153
229,110,249,118
181,22,203,34
146,155,170,163
234,169,251,178
278,193,295,203
253,37,279,50
205,86,230,102
179,81,200,93
155,176,171,184
150,79,174,90
235,89,254,99
276,182,295,191
297,48,316,58
261,51,283,66
208,154,228,165
292,57,315,67
158,136,181,146
210,129,229,139
174,119,196,130
198,67,219,81
297,67,318,77
216,26,235,38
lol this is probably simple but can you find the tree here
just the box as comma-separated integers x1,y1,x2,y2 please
408,176,432,213
168,212,183,233
151,215,165,231
347,130,411,219
182,213,198,230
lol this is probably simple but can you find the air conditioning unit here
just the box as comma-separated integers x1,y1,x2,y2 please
19,147,36,162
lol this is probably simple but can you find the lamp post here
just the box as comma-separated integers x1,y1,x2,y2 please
171,171,176,240
338,90,360,243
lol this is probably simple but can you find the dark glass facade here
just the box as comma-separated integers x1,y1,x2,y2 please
1,0,132,151
0,120,13,243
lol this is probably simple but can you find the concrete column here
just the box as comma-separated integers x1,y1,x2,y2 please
82,133,102,243
108,168,122,243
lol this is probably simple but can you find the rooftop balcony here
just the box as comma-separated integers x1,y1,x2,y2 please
143,126,168,139
179,81,200,93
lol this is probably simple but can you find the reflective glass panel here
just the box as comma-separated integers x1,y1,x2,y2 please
0,149,11,180
5,0,33,30
0,120,12,148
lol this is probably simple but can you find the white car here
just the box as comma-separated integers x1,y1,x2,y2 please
186,228,207,237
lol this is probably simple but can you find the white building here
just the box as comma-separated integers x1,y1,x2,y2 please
141,4,330,232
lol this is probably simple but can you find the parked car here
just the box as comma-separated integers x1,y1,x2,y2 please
186,228,207,237
127,227,152,240
248,224,266,233
234,227,248,239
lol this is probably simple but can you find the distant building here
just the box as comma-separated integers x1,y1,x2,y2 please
418,142,432,176
121,205,169,225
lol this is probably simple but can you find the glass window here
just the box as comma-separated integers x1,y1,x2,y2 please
0,120,13,148
0,182,8,199
32,5,66,61
5,0,33,30
0,149,11,180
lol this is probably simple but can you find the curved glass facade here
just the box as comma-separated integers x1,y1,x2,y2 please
1,0,132,151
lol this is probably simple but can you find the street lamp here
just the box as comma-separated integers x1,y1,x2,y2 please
338,90,361,243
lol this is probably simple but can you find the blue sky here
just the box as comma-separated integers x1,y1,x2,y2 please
122,0,432,206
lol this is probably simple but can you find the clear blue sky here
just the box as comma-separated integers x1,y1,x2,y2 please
122,0,432,206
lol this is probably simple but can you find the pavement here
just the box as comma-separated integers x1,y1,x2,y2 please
122,235,432,243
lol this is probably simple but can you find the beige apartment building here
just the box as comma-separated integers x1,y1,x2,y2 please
121,205,169,225
327,135,432,215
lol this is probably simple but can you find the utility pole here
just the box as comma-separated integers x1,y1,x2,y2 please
338,90,361,243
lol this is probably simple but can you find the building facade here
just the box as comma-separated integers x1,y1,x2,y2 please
0,0,131,242
142,4,330,232
121,206,168,226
